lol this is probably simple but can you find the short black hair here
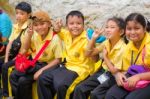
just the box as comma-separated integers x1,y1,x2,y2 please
66,10,84,24
15,2,32,14
107,17,129,44
107,17,125,30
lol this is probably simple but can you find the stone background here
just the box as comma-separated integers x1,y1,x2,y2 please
7,0,150,28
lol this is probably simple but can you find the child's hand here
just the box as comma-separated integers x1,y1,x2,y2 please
52,18,63,33
126,75,140,88
92,28,104,39
114,72,127,86
27,23,34,36
34,69,43,80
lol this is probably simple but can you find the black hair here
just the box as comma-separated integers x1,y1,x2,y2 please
66,10,84,25
107,17,128,43
15,2,32,14
107,17,125,30
125,13,150,32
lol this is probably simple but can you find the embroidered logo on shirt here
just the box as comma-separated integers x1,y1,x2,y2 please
74,52,80,57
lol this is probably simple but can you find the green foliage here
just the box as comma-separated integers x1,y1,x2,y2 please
85,14,99,29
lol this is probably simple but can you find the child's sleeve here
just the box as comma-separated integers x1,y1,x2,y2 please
8,26,15,41
52,35,63,58
96,42,105,52
57,28,68,41
114,44,128,70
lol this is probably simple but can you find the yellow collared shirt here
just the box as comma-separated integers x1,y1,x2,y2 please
58,29,95,75
9,20,30,53
31,29,63,63
97,39,126,71
9,20,30,41
122,32,150,71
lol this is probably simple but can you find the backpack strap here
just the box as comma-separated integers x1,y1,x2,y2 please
32,32,56,64
16,26,28,40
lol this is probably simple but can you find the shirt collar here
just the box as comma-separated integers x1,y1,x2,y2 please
72,30,87,40
105,39,125,52
36,29,54,42
129,32,150,52
14,20,30,30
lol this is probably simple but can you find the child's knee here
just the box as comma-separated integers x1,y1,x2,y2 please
18,77,27,85
90,90,98,99
2,63,8,70
74,84,84,93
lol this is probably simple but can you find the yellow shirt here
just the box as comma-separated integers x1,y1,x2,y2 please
97,39,126,71
9,20,30,41
58,29,95,75
31,29,62,63
122,32,150,71
9,20,30,52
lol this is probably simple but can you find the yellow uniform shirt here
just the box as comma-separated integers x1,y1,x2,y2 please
9,20,30,52
122,32,150,71
9,20,29,41
97,39,126,71
58,29,95,75
31,29,62,63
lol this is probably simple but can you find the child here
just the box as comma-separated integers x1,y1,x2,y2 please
1,2,32,98
0,9,12,74
105,13,150,99
9,10,63,99
0,9,12,56
73,17,127,99
37,10,95,99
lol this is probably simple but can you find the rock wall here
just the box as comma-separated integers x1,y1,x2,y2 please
9,0,150,28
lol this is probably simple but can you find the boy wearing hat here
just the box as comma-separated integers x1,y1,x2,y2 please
9,10,63,99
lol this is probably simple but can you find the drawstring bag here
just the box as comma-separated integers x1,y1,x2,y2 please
127,65,149,75
15,53,34,73
123,65,150,91
123,46,150,91
15,32,55,73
